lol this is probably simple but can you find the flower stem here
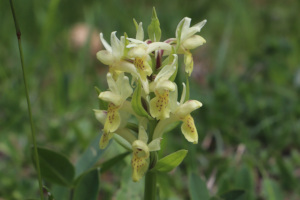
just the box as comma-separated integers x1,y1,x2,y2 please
144,170,157,200
144,119,158,200
9,1,44,199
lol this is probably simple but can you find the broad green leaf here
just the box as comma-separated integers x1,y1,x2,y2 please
189,172,210,200
154,149,188,172
100,152,130,173
115,165,144,200
220,189,245,200
73,169,99,200
234,165,255,200
51,185,69,200
75,133,105,177
131,81,152,120
262,178,284,200
147,7,161,42
32,147,74,186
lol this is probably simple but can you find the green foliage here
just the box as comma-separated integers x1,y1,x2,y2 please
154,150,188,172
131,81,153,120
75,133,105,177
73,169,100,200
188,172,210,200
147,7,161,42
3,0,300,199
33,147,75,186
220,190,246,200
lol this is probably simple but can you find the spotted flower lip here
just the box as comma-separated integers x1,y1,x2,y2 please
149,55,177,120
131,126,161,182
98,73,133,149
153,83,202,144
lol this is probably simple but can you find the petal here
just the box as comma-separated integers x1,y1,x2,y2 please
99,131,114,149
116,73,133,100
136,22,144,41
100,33,112,52
138,126,148,143
111,32,124,59
113,60,138,77
99,91,122,106
104,103,121,132
184,52,194,76
128,45,147,58
154,55,177,81
96,50,114,65
148,138,161,152
149,91,171,120
192,19,207,32
169,86,178,112
179,83,186,105
175,100,202,119
106,73,118,93
182,35,206,50
156,80,175,93
131,155,149,182
93,109,107,124
181,115,198,144
147,42,172,54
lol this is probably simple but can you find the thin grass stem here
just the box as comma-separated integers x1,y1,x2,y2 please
9,0,44,199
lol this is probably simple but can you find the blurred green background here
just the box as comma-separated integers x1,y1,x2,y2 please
1,0,300,199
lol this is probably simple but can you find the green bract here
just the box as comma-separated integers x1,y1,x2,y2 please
94,9,207,182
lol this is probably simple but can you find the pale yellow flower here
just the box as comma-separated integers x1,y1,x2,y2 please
131,126,161,182
97,32,138,77
98,73,133,149
149,55,177,120
153,83,202,144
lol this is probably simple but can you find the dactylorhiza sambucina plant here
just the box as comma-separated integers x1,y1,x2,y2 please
94,9,206,198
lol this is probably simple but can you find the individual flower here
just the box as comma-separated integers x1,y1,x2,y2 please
176,17,207,75
96,32,137,78
98,72,133,149
149,55,177,120
153,83,202,144
127,23,172,94
131,126,161,182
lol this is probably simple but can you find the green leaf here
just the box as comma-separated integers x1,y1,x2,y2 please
262,178,284,200
131,81,152,120
234,165,255,200
154,149,188,172
75,133,106,177
220,189,245,200
73,169,99,200
133,18,139,31
147,7,161,42
189,172,210,200
100,152,130,173
32,147,75,186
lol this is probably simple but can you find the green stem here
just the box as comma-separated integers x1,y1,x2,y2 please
9,1,44,199
144,170,157,200
144,120,158,200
